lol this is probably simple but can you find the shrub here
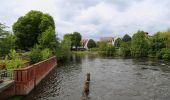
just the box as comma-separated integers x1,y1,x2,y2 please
55,40,71,61
29,45,42,64
41,48,52,60
4,50,23,70
160,48,170,59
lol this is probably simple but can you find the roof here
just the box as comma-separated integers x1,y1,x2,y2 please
80,39,88,46
100,37,114,42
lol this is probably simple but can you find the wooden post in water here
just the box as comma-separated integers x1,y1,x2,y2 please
84,81,89,96
81,73,91,99
86,73,90,82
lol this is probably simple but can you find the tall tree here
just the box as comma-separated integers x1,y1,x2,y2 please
131,30,150,57
72,32,81,50
114,38,122,48
0,23,16,56
122,34,131,42
12,10,55,50
87,39,96,49
63,33,73,49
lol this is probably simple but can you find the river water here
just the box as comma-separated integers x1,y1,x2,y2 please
24,55,170,100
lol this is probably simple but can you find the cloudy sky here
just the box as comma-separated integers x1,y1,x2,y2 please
0,0,170,40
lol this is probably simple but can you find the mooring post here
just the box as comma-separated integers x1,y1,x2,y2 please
82,73,90,98
84,81,90,97
86,73,90,82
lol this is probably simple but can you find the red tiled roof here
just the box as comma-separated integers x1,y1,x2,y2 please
80,39,88,46
100,37,114,42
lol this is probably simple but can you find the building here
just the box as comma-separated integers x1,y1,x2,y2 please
80,39,89,49
100,37,114,45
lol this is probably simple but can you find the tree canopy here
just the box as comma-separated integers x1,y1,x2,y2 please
72,32,81,49
87,39,96,49
131,30,150,57
12,10,55,50
122,34,131,42
114,38,122,48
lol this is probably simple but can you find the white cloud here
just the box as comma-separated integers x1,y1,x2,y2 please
0,0,170,40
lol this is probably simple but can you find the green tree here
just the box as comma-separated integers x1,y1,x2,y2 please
13,10,55,50
0,23,16,56
119,41,131,57
0,23,9,37
149,32,165,56
38,26,57,50
114,38,122,48
131,30,150,57
72,32,81,50
55,39,71,60
106,45,116,56
63,33,73,49
87,39,96,49
122,34,131,42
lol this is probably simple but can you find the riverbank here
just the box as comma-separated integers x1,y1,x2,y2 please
72,51,98,56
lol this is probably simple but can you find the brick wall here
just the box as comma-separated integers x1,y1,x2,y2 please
14,56,57,95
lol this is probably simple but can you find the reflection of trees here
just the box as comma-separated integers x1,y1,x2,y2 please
70,54,83,63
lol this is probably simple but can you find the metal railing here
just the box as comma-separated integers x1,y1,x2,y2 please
0,70,13,80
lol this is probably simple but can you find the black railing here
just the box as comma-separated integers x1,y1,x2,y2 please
0,70,13,80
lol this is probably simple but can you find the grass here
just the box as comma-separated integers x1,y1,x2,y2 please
72,50,98,56
8,96,23,100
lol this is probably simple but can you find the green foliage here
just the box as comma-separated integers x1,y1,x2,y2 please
131,31,150,57
41,48,52,60
72,32,81,50
63,32,81,50
64,33,73,41
38,26,57,50
99,41,107,51
4,50,23,70
0,23,16,56
98,41,115,56
0,23,9,37
29,45,42,64
13,10,55,50
119,42,131,57
156,48,170,59
55,39,71,60
105,45,116,56
149,32,166,56
87,39,96,49
114,38,122,48
161,29,170,48
122,34,131,42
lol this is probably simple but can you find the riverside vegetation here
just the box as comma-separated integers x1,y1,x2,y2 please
0,10,170,71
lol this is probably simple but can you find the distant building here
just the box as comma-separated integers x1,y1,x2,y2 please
80,39,89,49
100,37,114,45
145,32,152,38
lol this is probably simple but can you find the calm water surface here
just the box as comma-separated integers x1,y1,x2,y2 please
24,55,170,100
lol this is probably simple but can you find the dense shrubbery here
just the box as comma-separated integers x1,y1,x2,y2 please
29,45,52,64
98,41,116,56
55,40,71,61
4,50,23,70
29,45,42,64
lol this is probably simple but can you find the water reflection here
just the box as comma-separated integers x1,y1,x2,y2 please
24,55,170,100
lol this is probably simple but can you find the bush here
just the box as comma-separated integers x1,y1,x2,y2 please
99,43,116,56
160,48,170,59
4,50,23,70
29,45,42,64
41,48,52,60
55,40,71,61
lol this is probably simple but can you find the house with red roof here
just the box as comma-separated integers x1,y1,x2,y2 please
100,37,114,45
80,39,89,49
